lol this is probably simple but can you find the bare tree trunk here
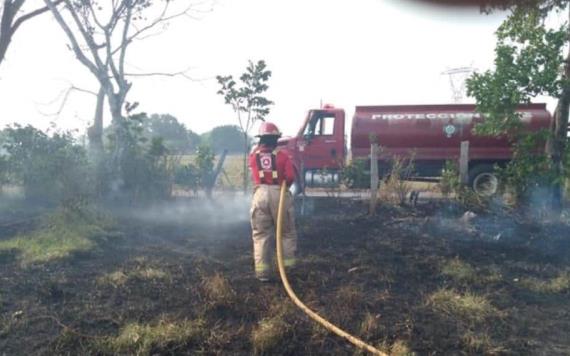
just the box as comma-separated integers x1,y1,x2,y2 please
109,96,126,171
0,0,23,65
87,87,105,196
243,132,249,193
88,87,105,154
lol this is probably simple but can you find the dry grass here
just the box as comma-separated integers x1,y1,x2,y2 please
101,318,205,355
426,289,497,322
97,267,168,287
441,258,502,284
520,272,570,293
441,258,477,282
378,156,415,206
333,285,363,324
390,340,415,356
134,267,168,280
201,273,236,306
359,312,381,339
252,316,289,355
461,330,507,354
97,271,128,287
251,300,297,354
370,339,414,356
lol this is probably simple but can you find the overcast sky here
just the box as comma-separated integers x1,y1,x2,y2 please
0,0,510,137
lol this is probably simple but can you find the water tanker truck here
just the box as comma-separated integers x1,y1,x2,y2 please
278,103,552,195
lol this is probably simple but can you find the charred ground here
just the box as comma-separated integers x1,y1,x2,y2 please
1,197,569,355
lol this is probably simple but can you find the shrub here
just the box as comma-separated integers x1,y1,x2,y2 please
341,159,368,189
106,114,174,203
380,155,415,205
2,124,93,207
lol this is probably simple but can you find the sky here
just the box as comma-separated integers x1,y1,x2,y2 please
0,0,511,138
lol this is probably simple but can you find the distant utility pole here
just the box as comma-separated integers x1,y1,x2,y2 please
441,66,475,103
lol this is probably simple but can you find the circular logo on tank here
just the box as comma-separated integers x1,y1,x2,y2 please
444,124,456,138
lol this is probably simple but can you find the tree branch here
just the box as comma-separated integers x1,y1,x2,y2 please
43,0,102,80
12,0,62,34
38,83,98,117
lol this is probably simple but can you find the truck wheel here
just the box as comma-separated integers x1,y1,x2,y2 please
468,164,499,197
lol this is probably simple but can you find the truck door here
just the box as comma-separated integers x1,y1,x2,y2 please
300,110,344,170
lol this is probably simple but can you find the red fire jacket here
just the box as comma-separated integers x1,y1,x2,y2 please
249,144,296,186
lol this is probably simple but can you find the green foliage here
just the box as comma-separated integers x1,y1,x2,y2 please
174,164,200,192
1,124,93,206
341,159,368,188
440,161,490,210
195,144,215,188
500,131,555,201
0,208,115,265
174,144,216,194
466,4,570,206
142,114,199,154
216,59,273,192
467,7,567,136
440,161,462,197
0,155,9,190
216,60,274,123
107,114,173,203
201,125,250,154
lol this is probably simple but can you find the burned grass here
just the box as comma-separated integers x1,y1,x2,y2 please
0,197,569,354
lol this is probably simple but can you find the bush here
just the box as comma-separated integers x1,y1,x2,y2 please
2,125,93,207
439,160,489,210
173,144,217,196
380,156,415,205
106,114,174,204
341,159,368,189
174,164,200,193
440,160,462,198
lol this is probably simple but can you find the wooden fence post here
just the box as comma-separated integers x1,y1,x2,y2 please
459,141,469,185
369,143,379,215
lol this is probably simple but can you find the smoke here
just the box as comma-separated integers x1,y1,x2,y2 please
120,193,252,228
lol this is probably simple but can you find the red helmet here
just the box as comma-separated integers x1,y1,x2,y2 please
257,122,281,137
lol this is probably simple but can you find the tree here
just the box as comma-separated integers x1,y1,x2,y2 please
43,0,200,184
467,1,570,212
216,60,273,192
142,114,197,154
202,124,249,154
0,0,61,66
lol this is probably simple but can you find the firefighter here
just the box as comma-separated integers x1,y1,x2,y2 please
249,122,298,282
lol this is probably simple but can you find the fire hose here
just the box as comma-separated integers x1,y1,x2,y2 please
275,182,388,356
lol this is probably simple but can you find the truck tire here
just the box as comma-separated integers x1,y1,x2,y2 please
468,164,499,196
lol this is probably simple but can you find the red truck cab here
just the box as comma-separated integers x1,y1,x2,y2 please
278,105,346,188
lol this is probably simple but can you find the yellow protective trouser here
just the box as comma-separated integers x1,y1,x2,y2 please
250,185,297,278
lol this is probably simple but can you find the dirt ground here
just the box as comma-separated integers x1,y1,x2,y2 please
1,196,569,355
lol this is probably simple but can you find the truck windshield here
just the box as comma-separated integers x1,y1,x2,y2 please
304,113,335,137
